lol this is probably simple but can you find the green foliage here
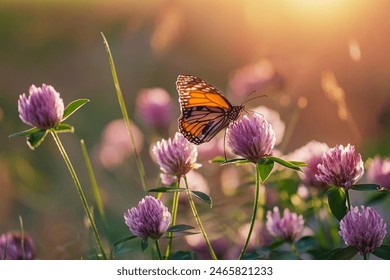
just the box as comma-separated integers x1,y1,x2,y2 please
326,187,347,221
372,245,390,260
327,246,358,260
62,99,89,121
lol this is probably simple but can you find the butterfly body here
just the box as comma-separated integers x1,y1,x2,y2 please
176,75,244,145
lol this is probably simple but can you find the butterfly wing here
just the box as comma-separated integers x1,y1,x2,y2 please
176,75,237,144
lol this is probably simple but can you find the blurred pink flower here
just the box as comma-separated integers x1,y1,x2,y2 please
253,106,285,145
228,59,283,99
96,119,144,168
266,207,305,242
287,141,330,188
366,156,390,190
136,88,173,133
0,231,35,260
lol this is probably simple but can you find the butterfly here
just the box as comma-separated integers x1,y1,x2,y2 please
176,74,244,145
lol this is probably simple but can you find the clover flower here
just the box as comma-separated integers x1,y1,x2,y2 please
124,196,171,240
366,156,390,190
339,206,387,255
288,141,330,188
266,207,305,242
227,114,276,163
136,88,173,132
153,132,200,178
96,119,144,169
316,144,364,189
18,84,64,129
0,232,35,260
228,59,283,100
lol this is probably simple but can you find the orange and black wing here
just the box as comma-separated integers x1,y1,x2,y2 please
176,75,239,144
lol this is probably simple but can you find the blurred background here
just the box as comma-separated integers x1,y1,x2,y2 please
1,0,389,259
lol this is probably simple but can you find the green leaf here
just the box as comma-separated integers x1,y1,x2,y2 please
372,245,390,260
109,235,137,258
27,130,49,150
141,238,149,251
295,236,316,252
350,184,381,191
167,224,195,232
326,187,347,221
267,239,286,250
169,250,194,260
288,161,308,167
364,192,388,205
210,156,250,165
148,187,186,193
327,246,358,260
190,190,213,208
267,156,303,171
62,99,89,121
257,157,274,182
54,123,74,134
242,250,267,260
9,127,40,138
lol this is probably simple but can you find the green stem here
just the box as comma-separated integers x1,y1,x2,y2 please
18,216,25,260
155,240,163,260
310,189,328,248
51,131,107,259
290,242,301,259
80,139,108,230
239,163,262,260
165,177,180,259
363,253,368,260
184,176,217,260
101,32,148,192
345,189,352,210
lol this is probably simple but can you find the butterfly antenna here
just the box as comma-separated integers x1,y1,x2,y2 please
242,94,268,106
241,90,257,105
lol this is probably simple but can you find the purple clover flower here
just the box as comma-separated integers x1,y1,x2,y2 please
227,114,276,163
367,156,390,190
0,232,35,260
18,84,64,129
124,196,171,240
136,88,173,132
266,207,304,242
153,132,200,179
339,206,387,255
288,141,330,188
316,144,364,189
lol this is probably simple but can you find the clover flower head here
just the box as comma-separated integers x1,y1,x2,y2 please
339,206,387,255
288,141,330,188
227,114,276,163
18,84,64,129
153,132,200,177
0,232,35,260
124,196,171,240
367,156,390,190
266,206,305,242
136,88,173,132
316,144,364,189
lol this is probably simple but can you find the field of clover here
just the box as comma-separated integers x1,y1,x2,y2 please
1,32,389,261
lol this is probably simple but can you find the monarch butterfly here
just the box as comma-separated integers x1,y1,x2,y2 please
177,74,244,145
